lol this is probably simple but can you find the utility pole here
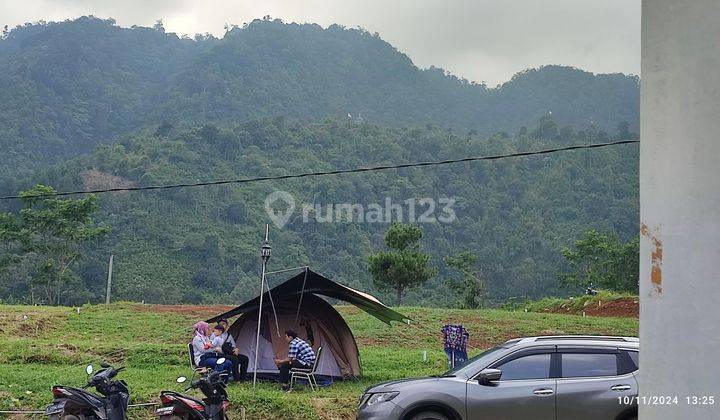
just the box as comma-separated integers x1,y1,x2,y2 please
253,225,271,388
105,254,114,304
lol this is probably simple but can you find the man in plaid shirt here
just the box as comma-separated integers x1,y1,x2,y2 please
274,329,316,390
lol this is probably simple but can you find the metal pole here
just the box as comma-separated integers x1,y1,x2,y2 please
105,254,114,304
252,261,266,388
252,225,270,388
293,266,309,326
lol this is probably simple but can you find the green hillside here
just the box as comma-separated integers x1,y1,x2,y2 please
0,17,639,177
0,118,638,306
0,303,638,418
0,16,640,307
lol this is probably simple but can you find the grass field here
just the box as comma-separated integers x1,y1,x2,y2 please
0,303,638,419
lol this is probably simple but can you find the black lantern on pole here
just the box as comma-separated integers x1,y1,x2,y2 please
261,240,271,261
261,223,271,261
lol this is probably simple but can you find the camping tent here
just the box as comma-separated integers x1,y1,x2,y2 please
207,269,409,378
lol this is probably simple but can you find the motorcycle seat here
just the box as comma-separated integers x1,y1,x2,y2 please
162,391,205,408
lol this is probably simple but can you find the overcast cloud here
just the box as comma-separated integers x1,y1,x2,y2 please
0,0,640,86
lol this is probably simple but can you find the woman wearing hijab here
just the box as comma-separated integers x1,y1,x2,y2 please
210,320,248,382
192,321,233,376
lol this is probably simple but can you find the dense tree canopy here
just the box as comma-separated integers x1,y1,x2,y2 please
0,117,638,305
445,252,485,309
558,229,639,293
0,185,108,304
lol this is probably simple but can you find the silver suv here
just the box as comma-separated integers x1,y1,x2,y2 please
357,335,639,420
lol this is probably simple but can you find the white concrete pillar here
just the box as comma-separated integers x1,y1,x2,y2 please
641,1,720,418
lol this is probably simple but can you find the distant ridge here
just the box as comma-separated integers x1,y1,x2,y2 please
0,17,638,176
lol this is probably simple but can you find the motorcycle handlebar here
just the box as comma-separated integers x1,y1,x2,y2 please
85,365,124,387
108,366,125,378
184,379,199,392
188,374,222,389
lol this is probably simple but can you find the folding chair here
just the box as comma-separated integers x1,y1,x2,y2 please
188,342,209,380
289,346,323,391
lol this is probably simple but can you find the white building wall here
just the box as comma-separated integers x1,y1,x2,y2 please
641,1,720,418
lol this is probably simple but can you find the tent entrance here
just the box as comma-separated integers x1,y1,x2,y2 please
228,295,354,378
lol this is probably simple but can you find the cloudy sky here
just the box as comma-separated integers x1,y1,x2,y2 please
1,0,640,86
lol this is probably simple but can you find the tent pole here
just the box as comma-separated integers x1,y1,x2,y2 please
294,266,309,326
265,277,281,337
253,224,271,389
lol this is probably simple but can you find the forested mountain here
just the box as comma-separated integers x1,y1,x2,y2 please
0,118,638,306
0,17,640,306
0,17,638,179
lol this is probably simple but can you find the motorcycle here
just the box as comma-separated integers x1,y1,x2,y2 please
45,362,130,420
155,358,230,420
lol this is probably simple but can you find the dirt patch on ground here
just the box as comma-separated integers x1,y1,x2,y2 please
547,298,638,318
56,343,79,357
355,336,388,346
132,304,235,319
0,312,65,337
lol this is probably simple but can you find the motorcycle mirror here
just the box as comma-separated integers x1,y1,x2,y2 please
85,364,93,375
176,376,187,383
216,358,226,365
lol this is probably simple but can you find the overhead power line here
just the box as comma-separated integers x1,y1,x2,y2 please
0,139,639,200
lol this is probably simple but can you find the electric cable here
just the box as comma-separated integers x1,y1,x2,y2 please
0,140,639,200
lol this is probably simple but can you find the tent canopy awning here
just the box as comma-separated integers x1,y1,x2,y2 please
207,268,409,325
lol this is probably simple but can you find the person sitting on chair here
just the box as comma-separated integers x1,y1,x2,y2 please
210,321,249,382
192,321,233,378
274,329,316,391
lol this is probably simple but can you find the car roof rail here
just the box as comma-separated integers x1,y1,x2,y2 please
504,335,639,345
502,337,524,346
532,335,638,342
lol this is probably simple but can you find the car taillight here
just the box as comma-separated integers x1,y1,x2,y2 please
52,387,71,397
159,394,175,405
178,397,204,411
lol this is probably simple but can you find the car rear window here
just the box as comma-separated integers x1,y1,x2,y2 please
627,350,639,369
561,353,618,378
497,353,552,380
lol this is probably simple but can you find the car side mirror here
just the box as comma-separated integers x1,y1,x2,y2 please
478,368,502,384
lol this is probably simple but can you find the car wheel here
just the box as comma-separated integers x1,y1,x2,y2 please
408,411,450,420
